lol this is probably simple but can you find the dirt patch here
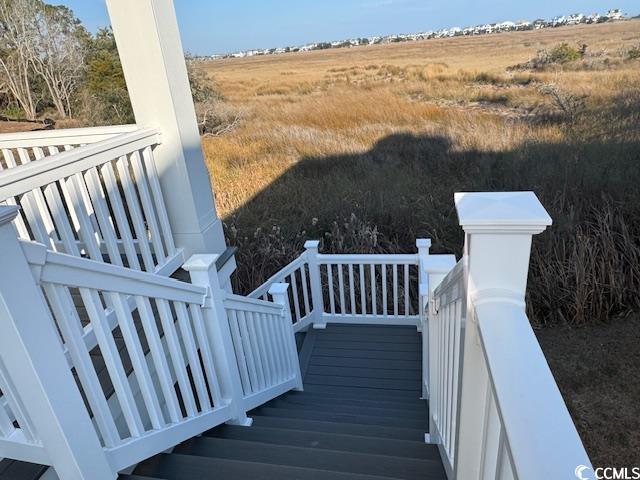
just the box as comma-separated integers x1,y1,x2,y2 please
537,316,640,466
0,120,45,134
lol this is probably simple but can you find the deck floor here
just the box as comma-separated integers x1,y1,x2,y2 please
129,323,444,480
301,324,423,399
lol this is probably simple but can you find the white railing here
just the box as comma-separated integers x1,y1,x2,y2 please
225,285,303,411
250,240,421,331
0,124,138,157
21,241,231,474
0,127,182,276
317,252,419,328
249,254,314,330
0,207,302,478
428,259,465,474
422,192,592,480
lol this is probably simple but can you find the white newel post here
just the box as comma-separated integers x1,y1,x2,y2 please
416,239,431,401
106,0,227,260
304,241,325,329
453,192,553,478
0,206,113,479
416,238,431,330
269,283,304,391
183,255,252,426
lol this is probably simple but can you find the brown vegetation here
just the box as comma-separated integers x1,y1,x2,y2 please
199,20,640,328
196,22,640,463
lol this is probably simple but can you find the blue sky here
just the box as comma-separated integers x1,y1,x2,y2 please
53,1,639,55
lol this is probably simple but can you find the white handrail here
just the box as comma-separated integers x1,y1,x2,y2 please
433,259,464,300
2,220,302,477
318,253,418,264
224,292,285,315
23,241,205,305
0,128,180,276
249,254,307,300
249,246,422,330
249,253,313,330
476,302,590,478
318,252,420,328
0,128,159,197
0,124,138,149
426,192,592,479
427,258,466,475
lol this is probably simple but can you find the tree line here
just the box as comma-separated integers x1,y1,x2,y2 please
0,0,133,125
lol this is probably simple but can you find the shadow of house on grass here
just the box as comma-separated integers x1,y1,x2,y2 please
223,130,640,326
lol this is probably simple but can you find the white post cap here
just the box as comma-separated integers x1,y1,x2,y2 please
454,192,552,234
304,240,320,250
0,205,19,226
182,254,220,272
268,283,290,295
416,238,432,249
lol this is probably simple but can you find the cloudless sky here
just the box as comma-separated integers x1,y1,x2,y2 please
52,1,639,55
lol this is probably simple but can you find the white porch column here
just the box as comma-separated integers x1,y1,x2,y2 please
106,0,227,259
453,192,553,478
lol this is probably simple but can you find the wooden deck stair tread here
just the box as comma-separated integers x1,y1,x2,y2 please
130,324,446,480
2,323,444,479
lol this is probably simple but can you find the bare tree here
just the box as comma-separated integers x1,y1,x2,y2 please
0,0,87,119
29,4,87,118
0,0,39,119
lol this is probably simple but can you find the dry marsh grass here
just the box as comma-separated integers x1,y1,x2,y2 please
199,20,640,328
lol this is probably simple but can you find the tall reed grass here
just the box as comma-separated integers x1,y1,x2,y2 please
202,21,640,327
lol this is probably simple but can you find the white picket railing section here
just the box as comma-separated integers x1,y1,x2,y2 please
0,127,182,276
427,259,465,474
420,192,593,480
0,125,138,159
317,253,419,327
250,240,420,331
0,207,302,478
249,254,314,329
225,286,303,411
26,243,231,471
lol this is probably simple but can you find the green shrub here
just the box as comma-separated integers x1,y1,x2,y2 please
548,43,584,63
627,45,640,60
512,43,587,70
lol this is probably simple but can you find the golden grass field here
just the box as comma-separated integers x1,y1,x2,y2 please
197,20,640,465
198,20,640,318
201,20,639,230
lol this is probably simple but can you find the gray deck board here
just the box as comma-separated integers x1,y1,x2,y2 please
130,323,444,479
206,424,440,460
313,348,420,361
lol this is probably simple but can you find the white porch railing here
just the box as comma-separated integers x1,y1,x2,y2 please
0,124,138,156
249,253,314,329
250,240,420,331
0,207,302,479
422,192,592,479
0,126,183,276
225,285,303,412
425,258,465,473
